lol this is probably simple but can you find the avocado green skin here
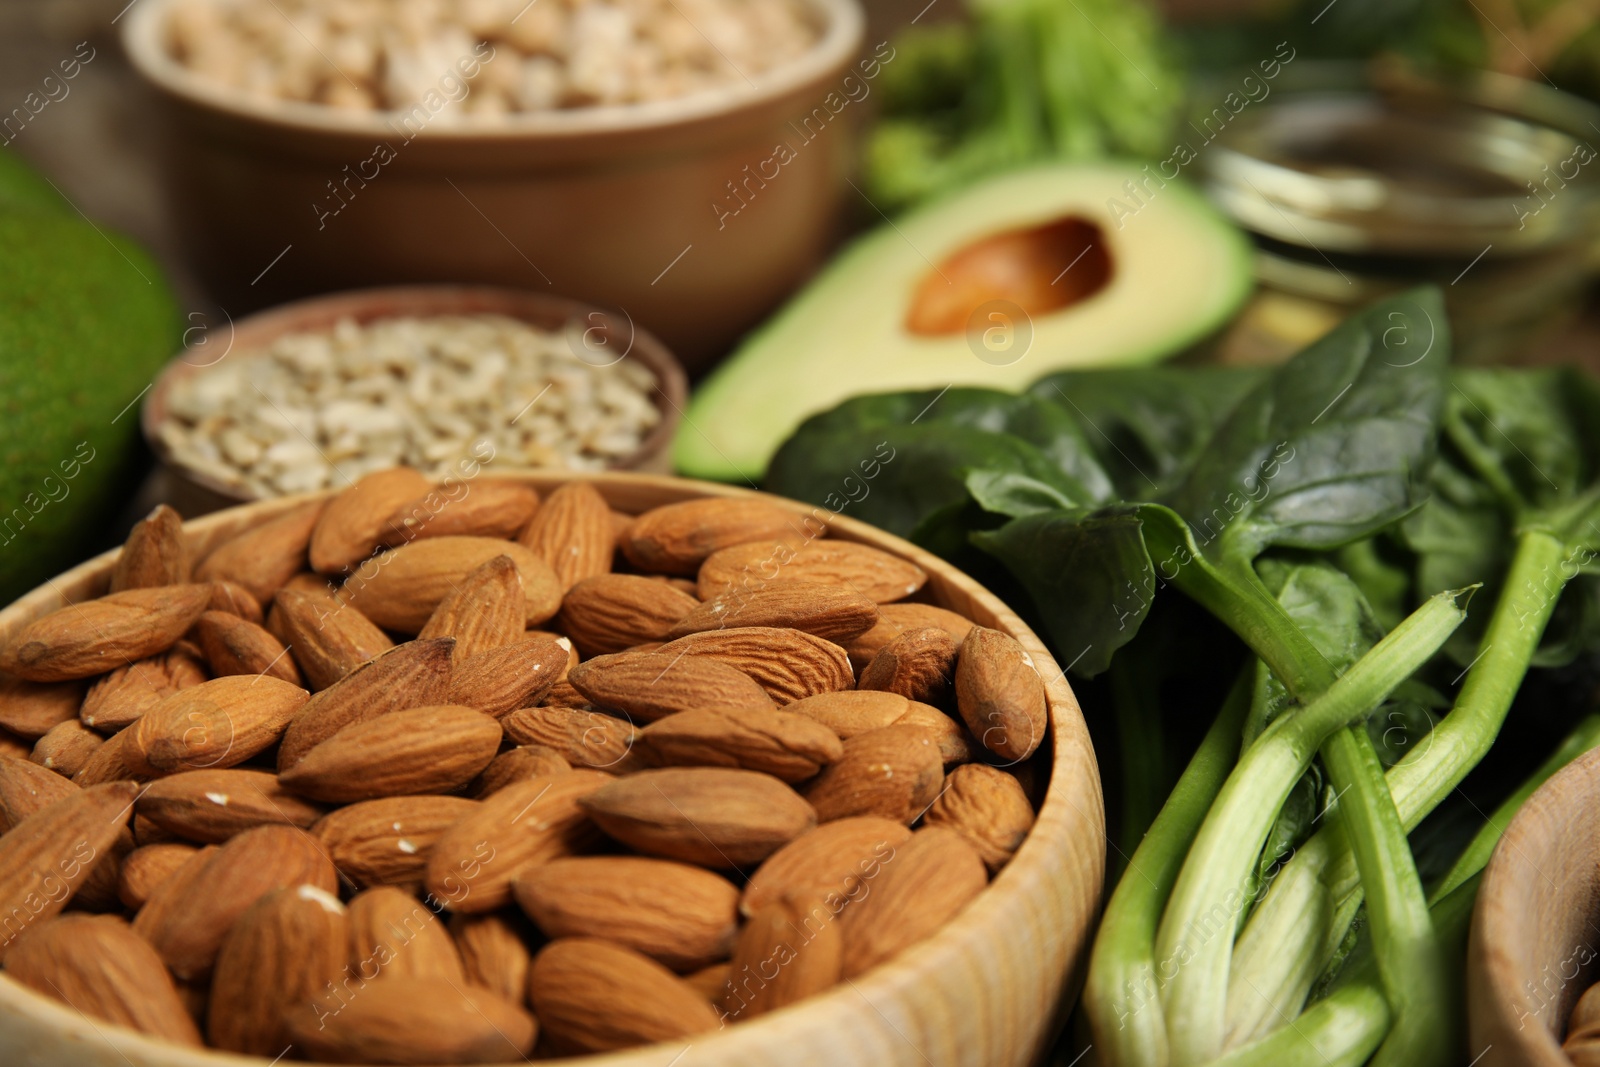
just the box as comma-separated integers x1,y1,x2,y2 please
0,208,181,605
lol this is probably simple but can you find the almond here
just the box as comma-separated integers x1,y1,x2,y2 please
859,626,958,706
685,961,731,1002
344,536,560,633
637,707,842,782
0,675,86,738
610,508,634,549
286,976,536,1064
528,938,721,1054
924,763,1036,872
280,705,501,803
29,720,101,777
517,481,614,591
838,826,986,977
271,587,394,690
417,555,527,661
277,638,454,771
446,634,568,718
513,856,738,971
666,580,879,644
622,498,808,575
721,891,842,1020
424,770,612,913
209,884,348,1055
79,650,207,732
108,504,192,592
194,610,302,684
131,812,181,846
388,479,540,543
7,913,202,1045
347,885,465,983
699,539,926,604
802,725,944,825
844,602,976,671
658,626,854,704
558,573,698,657
0,756,78,832
310,467,434,574
741,817,913,917
122,675,309,777
500,706,639,770
0,584,211,682
117,842,199,908
580,767,816,869
955,626,1049,762
539,679,594,710
194,499,325,604
205,579,265,625
74,825,135,912
313,795,480,889
902,702,974,764
133,824,338,980
566,650,774,722
470,745,571,798
780,690,910,737
0,729,28,759
0,781,138,958
70,730,149,787
137,768,324,843
449,911,533,1004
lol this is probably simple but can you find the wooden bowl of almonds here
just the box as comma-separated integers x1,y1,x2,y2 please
1469,744,1600,1067
0,469,1103,1067
142,285,687,513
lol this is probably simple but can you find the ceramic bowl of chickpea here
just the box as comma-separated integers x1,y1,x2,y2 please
122,0,868,368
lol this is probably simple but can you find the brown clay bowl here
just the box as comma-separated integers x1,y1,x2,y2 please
120,0,865,368
1468,743,1600,1066
141,285,688,514
0,471,1105,1067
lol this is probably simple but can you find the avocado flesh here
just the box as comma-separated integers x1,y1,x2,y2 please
676,163,1254,483
0,202,180,603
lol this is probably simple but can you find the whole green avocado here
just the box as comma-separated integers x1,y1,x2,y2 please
0,162,181,605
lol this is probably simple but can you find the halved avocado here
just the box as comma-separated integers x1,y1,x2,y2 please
676,162,1253,482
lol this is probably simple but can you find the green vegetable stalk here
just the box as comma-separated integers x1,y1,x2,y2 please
1084,672,1252,1066
1152,590,1464,1065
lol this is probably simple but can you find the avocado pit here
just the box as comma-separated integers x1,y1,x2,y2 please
905,216,1113,336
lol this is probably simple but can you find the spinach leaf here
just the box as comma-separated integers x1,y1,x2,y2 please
971,505,1151,675
767,420,1079,540
1029,365,1267,498
1168,288,1449,562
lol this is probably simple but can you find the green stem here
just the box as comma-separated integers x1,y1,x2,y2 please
1328,730,1448,1067
1207,874,1481,1067
1222,529,1572,1044
1155,592,1465,1066
1110,653,1170,874
1085,672,1252,1067
1430,713,1600,905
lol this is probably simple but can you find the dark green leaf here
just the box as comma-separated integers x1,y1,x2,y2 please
964,469,1078,518
767,419,1076,540
971,505,1153,676
1029,365,1267,499
1169,288,1450,559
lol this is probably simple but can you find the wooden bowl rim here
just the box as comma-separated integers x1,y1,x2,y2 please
121,0,864,142
0,470,1104,1067
140,285,689,505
